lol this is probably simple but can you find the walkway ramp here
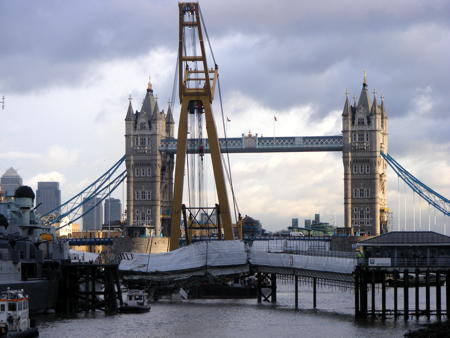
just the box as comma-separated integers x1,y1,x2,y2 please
250,251,356,274
250,250,357,282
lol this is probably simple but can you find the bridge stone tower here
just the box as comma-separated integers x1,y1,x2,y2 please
124,79,175,237
342,74,388,236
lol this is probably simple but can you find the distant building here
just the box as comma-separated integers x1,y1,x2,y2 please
291,218,299,228
242,215,262,238
36,182,61,216
314,214,320,224
0,167,22,196
82,197,103,231
104,198,121,224
56,217,81,237
304,213,335,235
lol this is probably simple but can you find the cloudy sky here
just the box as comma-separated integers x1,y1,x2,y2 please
1,0,449,232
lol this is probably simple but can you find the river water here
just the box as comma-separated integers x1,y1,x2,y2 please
37,282,436,338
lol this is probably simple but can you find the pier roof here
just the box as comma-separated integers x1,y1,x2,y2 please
357,231,450,247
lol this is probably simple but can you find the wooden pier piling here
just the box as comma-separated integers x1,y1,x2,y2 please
257,272,262,304
271,273,277,303
371,270,376,317
415,269,420,319
426,270,431,319
436,270,441,319
313,277,317,309
447,272,450,317
404,268,409,320
393,270,398,319
381,271,386,320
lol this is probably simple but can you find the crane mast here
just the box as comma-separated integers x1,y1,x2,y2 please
169,2,234,250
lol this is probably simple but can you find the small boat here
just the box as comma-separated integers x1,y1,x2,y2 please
0,288,39,337
120,289,151,313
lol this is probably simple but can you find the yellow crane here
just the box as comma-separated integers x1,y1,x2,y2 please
169,2,234,250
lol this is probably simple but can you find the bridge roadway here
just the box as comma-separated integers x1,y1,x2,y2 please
159,135,343,154
119,240,356,285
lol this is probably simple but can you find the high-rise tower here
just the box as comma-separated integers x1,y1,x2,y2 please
342,74,389,236
124,79,174,237
36,182,61,216
0,167,23,197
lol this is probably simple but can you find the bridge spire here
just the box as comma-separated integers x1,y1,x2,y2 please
151,98,160,122
370,90,379,115
125,95,134,121
141,78,156,115
342,93,351,117
357,71,371,111
166,104,175,124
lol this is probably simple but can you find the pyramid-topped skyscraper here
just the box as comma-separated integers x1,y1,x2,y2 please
1,167,23,197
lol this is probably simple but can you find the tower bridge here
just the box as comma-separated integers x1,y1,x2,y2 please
124,73,388,239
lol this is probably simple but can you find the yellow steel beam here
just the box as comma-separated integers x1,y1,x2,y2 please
170,2,234,250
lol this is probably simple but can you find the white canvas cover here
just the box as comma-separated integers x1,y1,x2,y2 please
119,240,357,277
119,240,247,274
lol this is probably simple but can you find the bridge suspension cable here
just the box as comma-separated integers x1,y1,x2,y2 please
55,170,127,230
381,152,449,217
41,156,126,227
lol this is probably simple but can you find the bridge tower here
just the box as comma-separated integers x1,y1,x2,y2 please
124,80,174,237
342,74,389,236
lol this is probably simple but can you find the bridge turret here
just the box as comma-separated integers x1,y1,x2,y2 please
125,98,135,155
380,96,388,134
342,73,389,236
125,99,134,121
124,79,162,237
165,105,175,138
342,94,353,233
151,100,160,123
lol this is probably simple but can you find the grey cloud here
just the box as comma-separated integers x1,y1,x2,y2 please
1,0,449,218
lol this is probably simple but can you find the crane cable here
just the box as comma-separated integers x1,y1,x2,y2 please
199,7,240,222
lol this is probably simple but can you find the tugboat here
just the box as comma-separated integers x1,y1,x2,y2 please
0,288,38,337
120,289,151,313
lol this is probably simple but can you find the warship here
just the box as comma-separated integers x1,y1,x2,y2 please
0,186,69,313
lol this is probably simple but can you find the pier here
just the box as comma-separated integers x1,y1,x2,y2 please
58,263,122,315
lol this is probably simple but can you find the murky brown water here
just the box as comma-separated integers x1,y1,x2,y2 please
37,283,433,338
